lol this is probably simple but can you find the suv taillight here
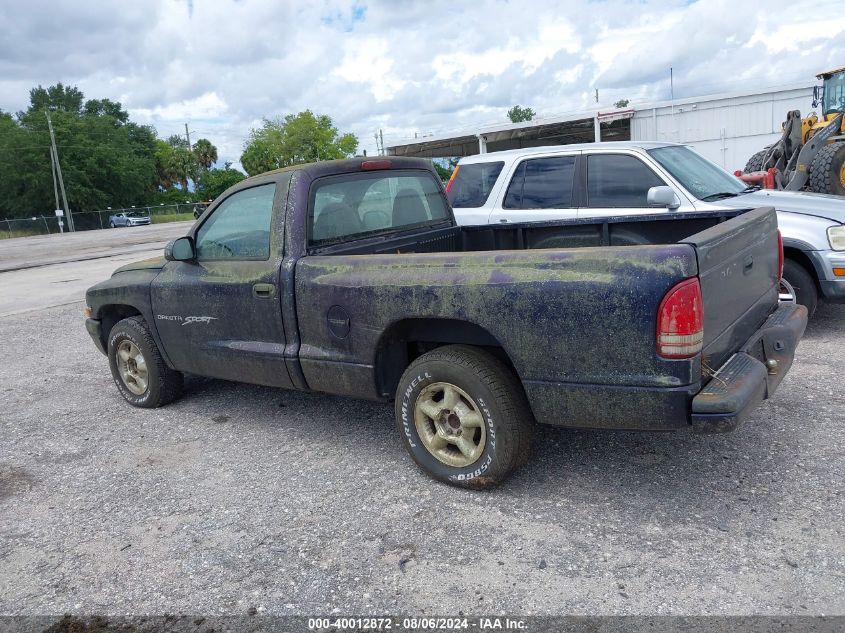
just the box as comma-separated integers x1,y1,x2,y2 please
777,230,784,279
657,277,704,359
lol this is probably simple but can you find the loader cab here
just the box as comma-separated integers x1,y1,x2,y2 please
813,67,845,119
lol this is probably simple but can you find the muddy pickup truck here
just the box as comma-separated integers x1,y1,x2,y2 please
84,157,807,487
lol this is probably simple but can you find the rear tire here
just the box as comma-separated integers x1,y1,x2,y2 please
809,141,845,195
395,345,534,489
744,149,769,173
782,259,818,317
107,316,183,408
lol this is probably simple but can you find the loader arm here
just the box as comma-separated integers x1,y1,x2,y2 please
784,113,845,191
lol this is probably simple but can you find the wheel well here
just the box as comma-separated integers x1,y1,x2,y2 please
99,304,142,347
373,319,517,398
783,248,821,291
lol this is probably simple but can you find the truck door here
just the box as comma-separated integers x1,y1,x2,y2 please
150,178,294,388
488,155,579,224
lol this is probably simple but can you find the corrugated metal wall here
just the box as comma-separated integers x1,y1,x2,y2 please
631,86,814,170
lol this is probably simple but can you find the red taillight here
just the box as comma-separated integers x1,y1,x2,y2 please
444,165,460,194
657,277,704,359
361,160,392,170
777,230,784,279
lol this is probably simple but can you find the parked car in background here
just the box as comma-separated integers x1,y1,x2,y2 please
192,203,208,219
109,211,151,228
447,141,845,315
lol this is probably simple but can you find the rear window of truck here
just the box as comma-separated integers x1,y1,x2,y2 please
446,161,505,208
309,171,450,245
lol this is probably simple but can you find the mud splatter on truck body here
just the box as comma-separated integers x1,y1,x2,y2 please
85,157,805,442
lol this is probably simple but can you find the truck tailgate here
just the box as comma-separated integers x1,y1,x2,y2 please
682,207,780,372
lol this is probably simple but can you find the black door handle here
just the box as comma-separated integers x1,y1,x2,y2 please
252,283,276,298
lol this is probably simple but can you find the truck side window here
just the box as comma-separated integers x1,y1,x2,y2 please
310,172,449,245
196,183,276,260
503,157,576,209
586,154,665,207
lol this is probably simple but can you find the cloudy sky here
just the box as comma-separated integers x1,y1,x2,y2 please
2,0,844,167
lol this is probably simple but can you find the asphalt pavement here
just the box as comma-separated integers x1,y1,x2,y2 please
0,223,192,317
0,221,192,272
0,228,843,617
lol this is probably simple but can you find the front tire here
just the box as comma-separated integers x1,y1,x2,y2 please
395,345,533,489
809,141,845,195
109,222,115,228
782,259,818,317
107,316,183,408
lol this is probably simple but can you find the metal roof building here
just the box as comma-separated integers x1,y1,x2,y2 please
386,83,815,172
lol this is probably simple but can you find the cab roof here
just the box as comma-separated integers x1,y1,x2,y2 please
817,66,845,79
240,156,435,185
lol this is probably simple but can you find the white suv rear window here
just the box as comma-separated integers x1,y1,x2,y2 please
447,161,504,208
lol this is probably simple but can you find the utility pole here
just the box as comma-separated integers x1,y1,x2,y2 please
184,123,192,151
46,111,74,231
595,89,599,103
379,129,384,156
49,148,63,233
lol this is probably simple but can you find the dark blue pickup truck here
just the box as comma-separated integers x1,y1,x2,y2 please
84,157,807,487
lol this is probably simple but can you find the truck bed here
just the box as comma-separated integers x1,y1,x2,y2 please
308,208,751,257
296,207,781,430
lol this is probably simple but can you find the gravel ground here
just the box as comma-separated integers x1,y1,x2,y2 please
0,301,843,616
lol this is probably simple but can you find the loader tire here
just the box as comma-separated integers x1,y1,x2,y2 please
809,142,845,196
744,149,769,173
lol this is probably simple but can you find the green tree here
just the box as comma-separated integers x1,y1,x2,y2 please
154,140,180,190
240,110,358,176
196,163,246,200
154,135,198,191
433,157,459,183
507,105,535,123
193,138,218,169
25,83,84,115
0,84,159,220
614,99,630,108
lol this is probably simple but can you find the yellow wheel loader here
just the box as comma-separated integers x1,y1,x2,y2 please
743,66,845,195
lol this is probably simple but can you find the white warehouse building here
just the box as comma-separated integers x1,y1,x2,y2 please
386,83,815,172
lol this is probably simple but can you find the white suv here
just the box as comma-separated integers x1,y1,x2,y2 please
446,141,845,315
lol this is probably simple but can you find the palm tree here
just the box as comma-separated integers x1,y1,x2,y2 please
193,138,218,170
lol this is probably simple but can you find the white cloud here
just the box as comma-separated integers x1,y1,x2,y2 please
132,92,228,122
1,0,844,162
333,37,405,101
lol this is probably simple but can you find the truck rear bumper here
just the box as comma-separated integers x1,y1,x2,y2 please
691,303,807,433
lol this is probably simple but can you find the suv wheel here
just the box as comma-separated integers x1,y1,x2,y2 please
782,259,818,317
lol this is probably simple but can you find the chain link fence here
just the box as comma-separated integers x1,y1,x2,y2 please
0,203,205,239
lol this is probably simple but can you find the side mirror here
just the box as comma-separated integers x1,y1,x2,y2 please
164,236,196,262
647,186,680,209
